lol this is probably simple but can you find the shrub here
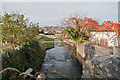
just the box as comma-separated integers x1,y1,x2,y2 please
39,29,44,34
2,40,45,79
1,12,39,50
77,40,84,44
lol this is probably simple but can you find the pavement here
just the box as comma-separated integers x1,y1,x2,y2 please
94,44,120,56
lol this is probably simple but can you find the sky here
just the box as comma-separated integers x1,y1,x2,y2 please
1,0,119,26
1,0,120,2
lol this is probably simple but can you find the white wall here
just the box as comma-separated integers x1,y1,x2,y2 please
90,32,118,47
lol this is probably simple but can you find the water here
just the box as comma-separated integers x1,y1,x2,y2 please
41,39,82,79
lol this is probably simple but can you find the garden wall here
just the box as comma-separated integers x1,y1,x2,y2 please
90,32,119,47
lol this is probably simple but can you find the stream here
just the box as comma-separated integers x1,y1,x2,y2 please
40,39,82,79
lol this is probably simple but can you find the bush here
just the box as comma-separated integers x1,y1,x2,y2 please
65,27,77,40
1,12,39,50
77,40,84,44
39,29,44,34
2,40,45,79
19,40,45,72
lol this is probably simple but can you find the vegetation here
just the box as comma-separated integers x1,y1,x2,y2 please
62,15,119,46
93,20,118,32
65,27,77,40
1,12,54,79
38,36,54,50
62,16,99,42
77,40,84,44
2,36,54,79
72,44,76,55
0,12,39,50
2,40,44,79
39,29,44,34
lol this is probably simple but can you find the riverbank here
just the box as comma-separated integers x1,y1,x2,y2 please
2,36,54,79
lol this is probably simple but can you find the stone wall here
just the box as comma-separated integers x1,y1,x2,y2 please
82,55,120,79
75,41,120,79
76,42,96,60
63,38,120,79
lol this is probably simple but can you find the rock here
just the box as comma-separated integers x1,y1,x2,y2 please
84,42,96,60
36,73,46,80
113,48,119,55
76,42,96,59
82,54,120,79
50,66,56,72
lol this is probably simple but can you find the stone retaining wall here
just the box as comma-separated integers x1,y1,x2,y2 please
63,39,120,79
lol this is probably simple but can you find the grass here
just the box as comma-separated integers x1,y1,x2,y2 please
38,36,54,41
38,36,54,50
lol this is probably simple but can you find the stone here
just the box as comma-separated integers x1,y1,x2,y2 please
36,73,46,80
84,42,96,60
82,54,120,79
76,42,96,59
